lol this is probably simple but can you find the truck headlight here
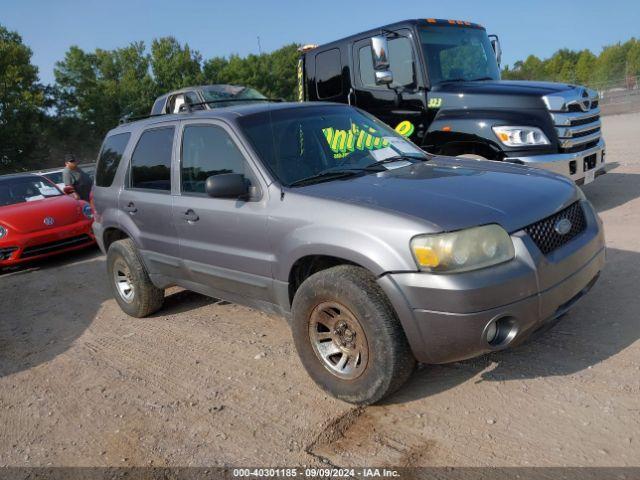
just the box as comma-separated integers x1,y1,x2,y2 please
411,225,515,273
0,225,6,239
492,126,550,147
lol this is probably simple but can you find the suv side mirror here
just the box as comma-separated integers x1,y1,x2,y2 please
205,173,249,198
371,35,394,85
488,34,502,67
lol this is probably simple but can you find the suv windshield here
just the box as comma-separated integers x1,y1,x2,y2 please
0,176,62,206
238,105,428,186
419,26,500,85
201,85,268,107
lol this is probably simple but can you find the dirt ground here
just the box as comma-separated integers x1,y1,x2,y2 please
1,112,639,468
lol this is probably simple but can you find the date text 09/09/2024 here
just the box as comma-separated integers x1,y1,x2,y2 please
232,468,400,477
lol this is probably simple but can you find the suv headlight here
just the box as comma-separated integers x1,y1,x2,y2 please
492,126,550,147
0,225,7,239
82,204,93,219
411,225,515,273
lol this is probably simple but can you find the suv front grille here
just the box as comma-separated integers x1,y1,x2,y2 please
524,202,587,255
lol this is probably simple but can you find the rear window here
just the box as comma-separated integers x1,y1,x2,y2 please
315,49,342,99
130,127,174,191
95,133,131,187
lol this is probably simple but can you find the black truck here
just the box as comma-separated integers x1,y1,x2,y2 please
297,18,606,185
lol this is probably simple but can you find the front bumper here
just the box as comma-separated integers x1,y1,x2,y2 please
505,138,606,185
0,219,95,267
378,200,605,364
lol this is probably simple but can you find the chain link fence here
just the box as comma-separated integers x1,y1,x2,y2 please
589,75,640,115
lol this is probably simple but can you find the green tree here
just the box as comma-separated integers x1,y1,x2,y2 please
502,55,545,80
544,49,580,83
150,37,202,92
0,24,45,172
592,42,629,85
202,43,300,100
54,42,156,136
575,50,597,85
625,38,640,78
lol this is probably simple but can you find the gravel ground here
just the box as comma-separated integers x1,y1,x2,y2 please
0,112,639,468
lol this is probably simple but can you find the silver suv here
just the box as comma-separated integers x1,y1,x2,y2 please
92,102,605,404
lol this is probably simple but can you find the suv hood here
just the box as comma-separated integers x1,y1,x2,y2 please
431,80,579,110
294,157,579,233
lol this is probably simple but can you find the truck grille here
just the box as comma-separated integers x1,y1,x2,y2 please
545,89,601,153
524,202,587,255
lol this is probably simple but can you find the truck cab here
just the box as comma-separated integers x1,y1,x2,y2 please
298,19,606,185
150,84,270,115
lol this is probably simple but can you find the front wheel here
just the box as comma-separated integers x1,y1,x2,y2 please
106,238,164,318
291,265,415,404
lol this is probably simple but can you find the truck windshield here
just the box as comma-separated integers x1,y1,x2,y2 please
201,85,268,107
238,105,428,186
419,26,500,85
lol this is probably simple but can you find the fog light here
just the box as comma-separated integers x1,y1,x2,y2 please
484,316,518,347
485,320,498,343
569,160,577,175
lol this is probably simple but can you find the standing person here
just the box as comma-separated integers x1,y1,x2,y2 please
62,153,92,202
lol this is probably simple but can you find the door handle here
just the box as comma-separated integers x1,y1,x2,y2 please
182,209,199,222
123,202,137,214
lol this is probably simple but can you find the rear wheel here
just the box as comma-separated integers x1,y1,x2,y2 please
291,265,415,404
106,238,164,317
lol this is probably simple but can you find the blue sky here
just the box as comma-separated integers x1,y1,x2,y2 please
2,0,639,84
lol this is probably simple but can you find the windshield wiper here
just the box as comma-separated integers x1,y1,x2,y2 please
288,169,362,187
440,78,467,83
364,155,429,170
440,76,494,84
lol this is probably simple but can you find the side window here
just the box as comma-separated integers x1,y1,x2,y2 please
130,127,174,191
358,36,415,88
358,46,376,88
388,37,415,87
95,132,131,187
315,49,342,99
181,125,249,195
185,91,204,110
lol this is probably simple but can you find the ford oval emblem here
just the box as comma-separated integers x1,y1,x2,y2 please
554,218,572,235
43,216,55,226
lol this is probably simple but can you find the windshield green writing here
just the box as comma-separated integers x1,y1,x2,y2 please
322,124,390,159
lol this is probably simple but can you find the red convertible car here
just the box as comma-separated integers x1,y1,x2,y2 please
0,174,95,267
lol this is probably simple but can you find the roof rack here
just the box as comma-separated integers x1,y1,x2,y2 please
118,113,165,125
118,98,284,124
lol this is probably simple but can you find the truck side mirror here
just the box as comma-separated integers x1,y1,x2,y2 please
488,34,502,67
371,35,394,85
205,173,249,198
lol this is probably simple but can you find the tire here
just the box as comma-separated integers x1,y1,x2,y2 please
291,265,415,404
106,238,164,318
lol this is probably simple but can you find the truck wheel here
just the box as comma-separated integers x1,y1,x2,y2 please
291,265,415,404
106,238,164,318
